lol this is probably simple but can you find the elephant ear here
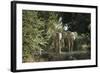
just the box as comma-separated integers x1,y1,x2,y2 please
71,32,78,40
59,33,62,40
62,31,69,39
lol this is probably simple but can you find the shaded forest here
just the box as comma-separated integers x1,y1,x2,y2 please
22,10,91,63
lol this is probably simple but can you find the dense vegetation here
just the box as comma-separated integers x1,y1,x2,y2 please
22,10,91,63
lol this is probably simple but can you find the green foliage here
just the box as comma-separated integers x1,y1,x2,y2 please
22,10,59,62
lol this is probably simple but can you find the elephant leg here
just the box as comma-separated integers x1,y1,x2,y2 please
59,40,62,54
68,39,71,53
71,39,74,52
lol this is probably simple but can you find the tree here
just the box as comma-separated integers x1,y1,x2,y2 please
22,10,61,62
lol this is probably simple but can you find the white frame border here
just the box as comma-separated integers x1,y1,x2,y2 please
16,3,96,70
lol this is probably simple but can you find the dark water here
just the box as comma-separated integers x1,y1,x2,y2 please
38,51,91,62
